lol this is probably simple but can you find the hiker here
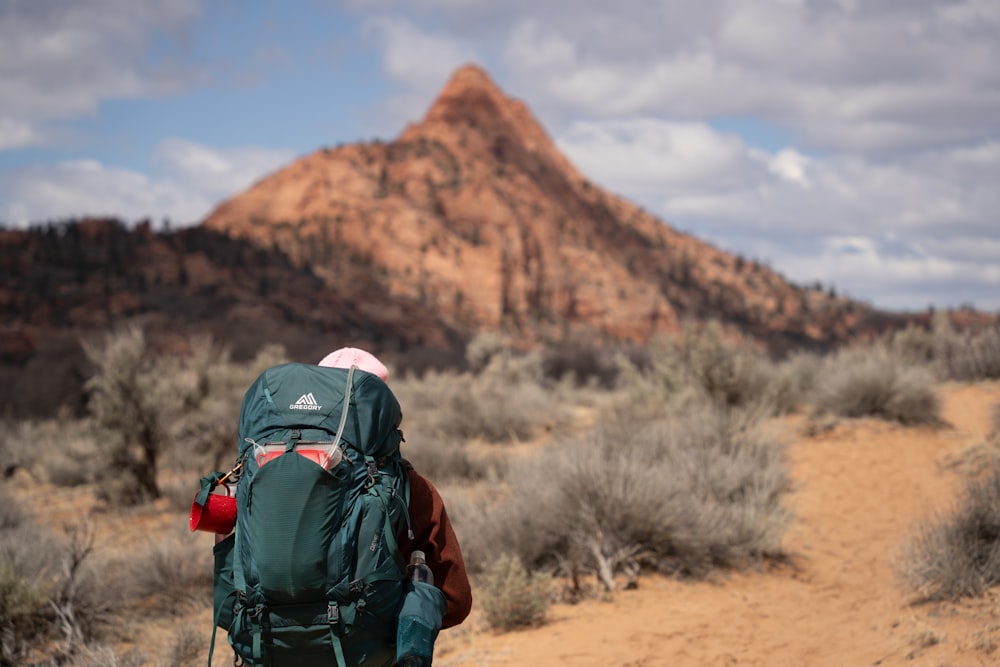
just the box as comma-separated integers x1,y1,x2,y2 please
204,347,471,667
317,347,473,632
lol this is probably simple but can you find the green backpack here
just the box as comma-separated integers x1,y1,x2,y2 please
208,362,446,667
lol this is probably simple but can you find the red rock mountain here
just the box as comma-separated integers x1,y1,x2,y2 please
1,65,921,417
203,65,873,350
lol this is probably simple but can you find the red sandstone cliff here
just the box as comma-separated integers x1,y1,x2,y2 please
203,65,866,348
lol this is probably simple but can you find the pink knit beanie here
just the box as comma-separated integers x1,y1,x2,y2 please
318,347,389,382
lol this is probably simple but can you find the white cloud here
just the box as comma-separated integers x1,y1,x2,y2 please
0,0,202,150
504,20,576,71
357,16,480,135
364,16,476,89
557,119,761,195
775,234,1000,311
0,118,41,151
767,148,812,187
554,116,1000,310
0,140,294,227
152,140,295,201
0,160,202,226
444,1,1000,153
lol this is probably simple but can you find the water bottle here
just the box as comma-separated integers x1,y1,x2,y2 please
409,550,434,586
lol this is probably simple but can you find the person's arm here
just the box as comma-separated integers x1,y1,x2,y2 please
400,468,473,628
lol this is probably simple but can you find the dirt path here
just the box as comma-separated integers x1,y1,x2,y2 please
435,382,1000,667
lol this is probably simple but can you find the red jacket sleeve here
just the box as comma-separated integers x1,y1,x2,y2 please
399,468,473,628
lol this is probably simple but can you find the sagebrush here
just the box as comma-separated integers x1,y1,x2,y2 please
454,399,791,590
811,345,940,425
898,460,1000,601
478,554,550,631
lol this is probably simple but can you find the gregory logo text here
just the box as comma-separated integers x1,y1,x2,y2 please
289,392,322,411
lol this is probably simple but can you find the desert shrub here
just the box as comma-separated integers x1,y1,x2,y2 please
455,400,791,589
679,323,775,408
165,339,288,474
617,322,796,417
992,402,1000,440
0,412,96,487
0,517,63,663
898,460,1000,601
394,352,562,445
47,459,92,488
83,326,182,503
0,490,27,531
0,420,26,480
889,316,1000,382
811,345,940,425
452,351,558,442
400,435,496,484
465,331,509,373
121,532,213,607
0,557,51,663
66,645,146,667
762,351,822,416
478,554,550,631
161,478,201,513
932,319,1000,381
889,323,938,366
0,516,115,664
159,624,206,667
540,338,632,388
84,327,288,505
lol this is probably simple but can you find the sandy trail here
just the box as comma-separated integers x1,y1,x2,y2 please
435,382,1000,667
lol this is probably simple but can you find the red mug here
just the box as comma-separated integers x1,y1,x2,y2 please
189,483,237,534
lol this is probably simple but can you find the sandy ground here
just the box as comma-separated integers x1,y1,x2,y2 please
13,381,1000,666
432,382,1000,667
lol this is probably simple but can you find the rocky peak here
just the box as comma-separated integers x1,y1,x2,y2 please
420,65,504,121
400,63,580,179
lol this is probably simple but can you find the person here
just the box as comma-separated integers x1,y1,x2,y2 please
318,347,473,631
210,347,471,667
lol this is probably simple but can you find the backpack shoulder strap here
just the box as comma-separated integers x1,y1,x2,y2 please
322,365,355,461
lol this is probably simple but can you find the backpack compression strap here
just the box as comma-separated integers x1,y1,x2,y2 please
326,455,409,667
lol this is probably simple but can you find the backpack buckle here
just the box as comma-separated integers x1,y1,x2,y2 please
365,460,379,488
248,603,265,620
327,603,340,625
348,578,367,594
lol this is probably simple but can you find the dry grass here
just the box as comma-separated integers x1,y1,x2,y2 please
158,624,206,667
401,436,499,484
66,645,147,667
897,460,1000,601
119,531,214,609
889,316,1000,382
478,554,551,632
616,321,811,419
0,512,66,663
453,398,791,591
83,328,288,506
0,510,121,665
398,358,563,444
992,401,1000,439
811,345,940,425
937,325,1000,382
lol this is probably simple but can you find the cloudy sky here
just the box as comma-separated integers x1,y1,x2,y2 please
1,0,998,312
